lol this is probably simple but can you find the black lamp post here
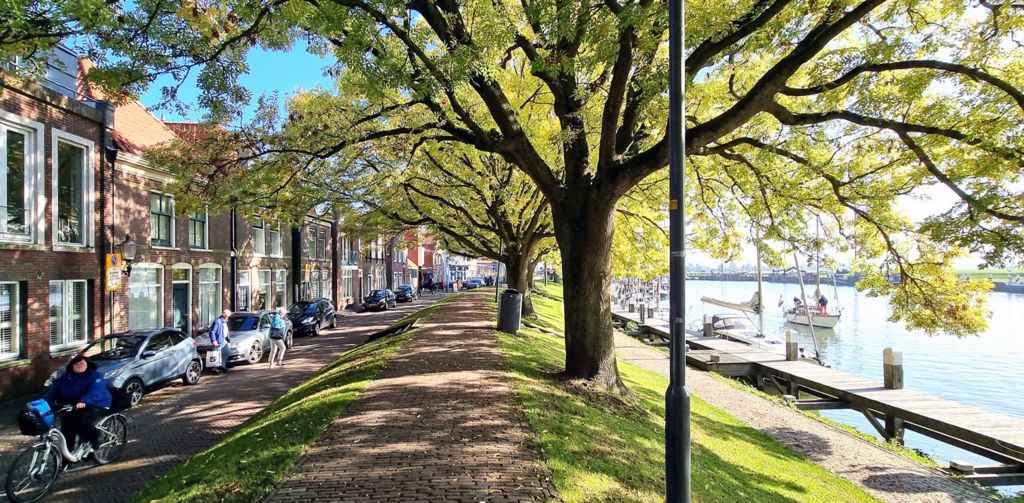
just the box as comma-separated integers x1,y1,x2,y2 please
665,0,691,501
120,234,138,277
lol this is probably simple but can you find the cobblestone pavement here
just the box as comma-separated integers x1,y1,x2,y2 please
267,292,558,503
613,333,995,503
0,295,448,502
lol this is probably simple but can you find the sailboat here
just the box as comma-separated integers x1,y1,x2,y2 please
784,220,842,329
699,243,786,354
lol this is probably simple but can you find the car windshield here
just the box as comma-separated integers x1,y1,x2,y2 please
397,286,412,293
368,290,385,298
289,302,317,314
82,335,145,360
228,315,259,331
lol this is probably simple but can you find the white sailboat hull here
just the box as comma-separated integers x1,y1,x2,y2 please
785,310,840,328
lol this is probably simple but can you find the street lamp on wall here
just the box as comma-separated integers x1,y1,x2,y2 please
120,234,137,277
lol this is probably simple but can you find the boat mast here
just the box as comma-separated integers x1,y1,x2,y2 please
815,216,822,301
794,252,821,359
756,239,765,338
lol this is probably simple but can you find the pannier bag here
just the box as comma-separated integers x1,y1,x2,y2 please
17,399,54,436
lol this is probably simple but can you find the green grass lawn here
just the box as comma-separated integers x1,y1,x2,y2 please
955,269,1024,282
530,282,565,333
499,290,877,502
132,297,457,502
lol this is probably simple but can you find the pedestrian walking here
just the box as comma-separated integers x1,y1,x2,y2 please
209,309,232,374
268,307,288,369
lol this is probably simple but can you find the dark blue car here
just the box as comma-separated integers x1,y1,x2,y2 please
46,328,202,409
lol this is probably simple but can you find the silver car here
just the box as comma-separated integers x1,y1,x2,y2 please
194,311,293,365
46,328,203,409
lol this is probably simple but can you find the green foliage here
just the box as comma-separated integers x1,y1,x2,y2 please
22,0,1024,342
498,327,878,502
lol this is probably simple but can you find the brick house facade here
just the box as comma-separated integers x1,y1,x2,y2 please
0,59,106,398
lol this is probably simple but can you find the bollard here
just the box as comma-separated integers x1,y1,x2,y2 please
647,307,655,318
628,303,636,313
639,303,646,324
785,330,799,361
703,317,713,337
883,348,905,443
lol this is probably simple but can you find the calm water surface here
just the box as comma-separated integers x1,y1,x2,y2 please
671,280,1024,473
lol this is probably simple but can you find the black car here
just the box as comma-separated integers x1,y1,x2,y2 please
287,298,337,337
363,289,397,311
395,284,417,302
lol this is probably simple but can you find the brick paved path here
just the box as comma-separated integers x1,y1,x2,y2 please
267,292,558,503
0,295,447,502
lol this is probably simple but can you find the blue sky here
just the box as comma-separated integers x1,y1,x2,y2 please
139,40,334,123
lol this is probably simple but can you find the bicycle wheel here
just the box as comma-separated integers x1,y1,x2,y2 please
93,414,128,464
5,442,61,503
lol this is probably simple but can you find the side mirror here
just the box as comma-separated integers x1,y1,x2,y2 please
141,350,157,359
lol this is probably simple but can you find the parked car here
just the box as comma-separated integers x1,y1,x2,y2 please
288,298,336,337
395,285,417,302
45,328,202,409
194,311,293,365
463,278,484,290
363,289,397,311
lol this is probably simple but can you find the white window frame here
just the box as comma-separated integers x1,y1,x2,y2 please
0,111,44,246
252,218,266,256
189,208,210,250
274,269,287,308
149,192,176,248
238,270,251,311
0,282,21,361
258,268,271,310
51,129,95,248
198,264,222,329
49,279,88,351
127,264,164,330
269,221,282,257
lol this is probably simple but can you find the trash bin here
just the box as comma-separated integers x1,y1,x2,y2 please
498,289,522,334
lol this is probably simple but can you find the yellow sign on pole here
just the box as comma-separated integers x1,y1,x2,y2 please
106,253,123,291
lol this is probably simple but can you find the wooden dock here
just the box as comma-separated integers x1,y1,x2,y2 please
611,308,1024,486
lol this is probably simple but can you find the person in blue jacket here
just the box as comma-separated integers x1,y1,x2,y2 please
44,354,112,456
209,309,232,374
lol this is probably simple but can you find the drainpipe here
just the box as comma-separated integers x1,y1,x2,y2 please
99,101,118,336
291,226,302,301
230,208,237,311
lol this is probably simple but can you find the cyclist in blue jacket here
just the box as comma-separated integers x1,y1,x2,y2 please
44,354,112,457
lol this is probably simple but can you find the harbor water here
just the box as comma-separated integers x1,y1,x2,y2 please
671,280,1024,481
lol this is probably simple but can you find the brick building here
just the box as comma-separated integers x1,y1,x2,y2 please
0,48,107,397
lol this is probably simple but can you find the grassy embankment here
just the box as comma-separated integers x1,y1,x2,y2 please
956,269,1024,282
502,283,877,502
132,297,457,503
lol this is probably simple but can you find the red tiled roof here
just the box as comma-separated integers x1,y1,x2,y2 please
164,122,213,142
77,58,179,156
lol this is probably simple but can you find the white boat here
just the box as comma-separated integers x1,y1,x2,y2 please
785,304,840,328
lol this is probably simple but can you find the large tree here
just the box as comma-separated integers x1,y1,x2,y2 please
19,0,1024,388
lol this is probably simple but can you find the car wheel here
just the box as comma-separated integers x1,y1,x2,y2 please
329,316,336,329
285,331,293,349
247,343,263,364
122,379,144,408
182,360,202,385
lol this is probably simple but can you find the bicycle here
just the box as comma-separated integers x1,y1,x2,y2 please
5,405,128,503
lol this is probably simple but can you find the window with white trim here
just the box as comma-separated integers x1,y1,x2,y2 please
342,269,352,298
189,210,208,249
128,266,163,330
310,269,321,298
55,140,88,245
320,269,331,300
0,282,21,360
316,227,326,260
150,193,174,247
269,222,281,257
49,280,87,349
274,269,287,308
258,269,271,310
198,265,221,329
238,270,251,311
252,218,265,256
1,127,29,240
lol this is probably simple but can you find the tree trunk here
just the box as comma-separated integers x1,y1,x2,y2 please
551,193,622,390
504,251,535,318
